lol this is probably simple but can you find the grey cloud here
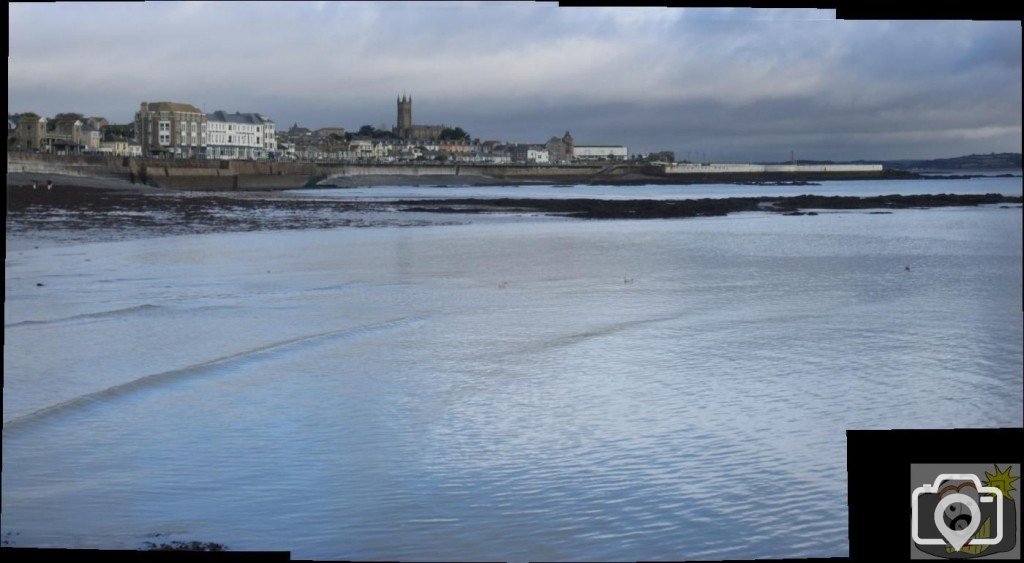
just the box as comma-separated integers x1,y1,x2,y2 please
7,3,1021,161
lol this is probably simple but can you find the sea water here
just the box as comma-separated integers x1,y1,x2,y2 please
3,181,1022,560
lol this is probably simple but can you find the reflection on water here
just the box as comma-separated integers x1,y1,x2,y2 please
3,202,1022,561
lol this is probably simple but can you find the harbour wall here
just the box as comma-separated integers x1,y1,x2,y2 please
8,153,892,190
321,164,610,180
7,153,320,190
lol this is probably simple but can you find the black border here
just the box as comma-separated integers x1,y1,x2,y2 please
848,428,1023,560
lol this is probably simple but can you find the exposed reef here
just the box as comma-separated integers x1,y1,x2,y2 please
392,193,1023,219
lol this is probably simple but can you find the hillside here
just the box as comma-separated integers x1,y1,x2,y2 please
874,153,1022,170
761,153,1021,171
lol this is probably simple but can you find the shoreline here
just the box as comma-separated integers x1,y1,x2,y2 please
16,154,1017,190
9,169,1020,195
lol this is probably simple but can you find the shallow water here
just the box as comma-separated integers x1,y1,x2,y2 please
3,186,1022,560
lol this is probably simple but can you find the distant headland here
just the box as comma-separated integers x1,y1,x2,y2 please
759,153,1022,172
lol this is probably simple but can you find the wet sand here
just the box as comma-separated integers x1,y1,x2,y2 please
7,172,160,192
5,178,439,247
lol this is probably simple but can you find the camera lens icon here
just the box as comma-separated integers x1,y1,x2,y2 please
934,492,981,550
942,485,980,533
912,473,1004,552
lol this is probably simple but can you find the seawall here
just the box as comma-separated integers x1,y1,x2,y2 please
7,153,897,191
7,153,321,190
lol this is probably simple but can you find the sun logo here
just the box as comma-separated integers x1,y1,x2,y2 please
984,464,1019,501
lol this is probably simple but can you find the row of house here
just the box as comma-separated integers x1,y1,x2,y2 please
8,113,142,156
509,132,627,164
7,102,277,159
270,95,629,163
275,129,508,163
10,97,631,163
275,127,628,164
135,102,277,159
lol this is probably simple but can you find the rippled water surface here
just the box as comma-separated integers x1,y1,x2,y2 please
4,184,1022,560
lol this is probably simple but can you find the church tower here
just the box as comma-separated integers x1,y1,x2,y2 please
397,95,413,135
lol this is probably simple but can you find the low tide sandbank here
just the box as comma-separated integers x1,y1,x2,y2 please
395,193,1023,219
6,181,1021,240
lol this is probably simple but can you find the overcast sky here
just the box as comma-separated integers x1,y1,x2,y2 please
8,2,1022,161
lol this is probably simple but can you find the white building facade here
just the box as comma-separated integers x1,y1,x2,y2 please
573,145,628,161
205,111,277,159
98,140,143,157
526,148,550,164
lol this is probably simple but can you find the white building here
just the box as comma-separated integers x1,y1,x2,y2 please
526,148,550,164
348,139,375,159
98,140,143,157
205,111,277,159
278,141,297,159
573,145,628,161
483,154,511,164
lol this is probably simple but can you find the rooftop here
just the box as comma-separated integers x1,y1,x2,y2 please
206,111,275,125
144,101,203,114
